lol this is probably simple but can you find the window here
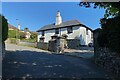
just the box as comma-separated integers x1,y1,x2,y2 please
55,28,59,34
42,31,44,36
67,27,73,33
39,36,44,42
86,28,88,35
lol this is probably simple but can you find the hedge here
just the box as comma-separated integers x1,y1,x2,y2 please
1,15,8,42
97,15,120,55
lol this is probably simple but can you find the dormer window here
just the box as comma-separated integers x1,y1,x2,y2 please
67,27,73,33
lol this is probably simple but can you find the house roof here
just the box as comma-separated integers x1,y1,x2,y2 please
36,20,93,32
8,24,18,30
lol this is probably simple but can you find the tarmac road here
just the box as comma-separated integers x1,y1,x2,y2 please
2,43,113,79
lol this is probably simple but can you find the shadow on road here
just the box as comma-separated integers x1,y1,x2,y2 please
2,50,113,80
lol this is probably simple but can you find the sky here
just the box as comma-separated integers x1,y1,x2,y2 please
2,2,105,31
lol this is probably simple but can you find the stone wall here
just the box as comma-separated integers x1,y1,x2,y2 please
94,29,120,78
48,40,57,52
19,41,36,47
37,42,48,50
2,42,5,58
94,47,120,78
5,39,36,47
67,39,80,49
48,38,65,53
5,38,20,44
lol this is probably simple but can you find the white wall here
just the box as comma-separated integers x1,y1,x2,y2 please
86,30,92,45
37,30,55,42
44,30,55,42
79,27,86,45
37,32,41,42
60,26,80,39
37,26,93,46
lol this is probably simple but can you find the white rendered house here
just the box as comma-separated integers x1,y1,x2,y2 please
36,11,93,46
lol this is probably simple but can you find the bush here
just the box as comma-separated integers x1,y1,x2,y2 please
20,38,36,43
9,38,20,44
20,32,26,39
97,15,120,55
30,32,37,39
1,15,8,42
8,30,17,38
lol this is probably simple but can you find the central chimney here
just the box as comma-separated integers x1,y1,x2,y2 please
55,10,62,25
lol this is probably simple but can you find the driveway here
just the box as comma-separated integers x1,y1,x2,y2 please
2,43,113,79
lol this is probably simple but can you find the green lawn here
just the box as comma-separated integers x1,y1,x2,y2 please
20,38,36,43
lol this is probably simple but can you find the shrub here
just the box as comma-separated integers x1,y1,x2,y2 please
8,30,17,38
1,15,8,42
20,32,26,39
30,32,37,39
97,15,120,55
9,38,20,44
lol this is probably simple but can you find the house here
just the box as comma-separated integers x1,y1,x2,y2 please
8,23,31,39
36,11,93,46
25,32,31,39
8,24,18,30
23,28,31,39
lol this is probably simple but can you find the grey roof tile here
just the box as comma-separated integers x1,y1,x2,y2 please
36,20,92,32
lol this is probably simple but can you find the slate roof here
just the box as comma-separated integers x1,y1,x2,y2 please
36,20,92,32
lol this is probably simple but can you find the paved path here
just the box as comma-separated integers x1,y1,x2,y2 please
3,44,113,79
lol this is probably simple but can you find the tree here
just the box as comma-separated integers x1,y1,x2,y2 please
79,2,120,55
24,27,29,32
79,2,120,18
30,32,37,39
8,30,17,38
1,15,8,42
20,32,27,39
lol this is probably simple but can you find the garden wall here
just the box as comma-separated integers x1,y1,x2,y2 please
19,41,36,47
37,42,48,50
67,39,80,49
5,38,36,47
94,29,120,78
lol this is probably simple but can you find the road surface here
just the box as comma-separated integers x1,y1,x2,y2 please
2,43,113,79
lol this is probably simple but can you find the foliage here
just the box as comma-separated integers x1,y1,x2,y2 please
20,32,37,42
19,32,26,39
8,29,22,39
79,2,120,18
8,30,17,38
9,38,19,44
30,32,37,39
1,15,8,42
8,27,37,42
20,38,36,43
97,16,120,54
79,2,120,55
